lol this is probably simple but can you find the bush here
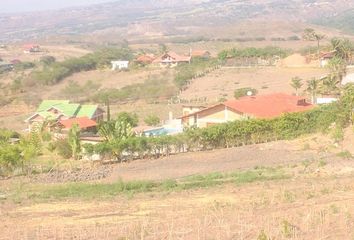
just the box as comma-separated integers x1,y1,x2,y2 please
219,46,290,60
55,139,72,159
117,112,139,127
14,62,35,71
144,115,160,126
234,87,258,99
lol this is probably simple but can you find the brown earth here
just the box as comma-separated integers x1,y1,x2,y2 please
180,67,328,102
1,133,354,239
2,171,354,239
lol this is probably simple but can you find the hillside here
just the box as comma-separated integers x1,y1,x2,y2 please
313,8,354,34
1,0,354,43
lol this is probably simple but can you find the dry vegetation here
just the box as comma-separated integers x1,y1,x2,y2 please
1,130,354,239
180,67,328,102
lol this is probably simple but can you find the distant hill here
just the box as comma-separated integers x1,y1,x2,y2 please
313,8,354,34
1,0,354,43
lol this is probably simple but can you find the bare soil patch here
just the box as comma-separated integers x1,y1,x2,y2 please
180,67,327,101
107,139,347,182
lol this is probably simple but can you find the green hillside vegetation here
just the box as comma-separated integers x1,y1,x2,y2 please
31,47,133,85
218,46,290,60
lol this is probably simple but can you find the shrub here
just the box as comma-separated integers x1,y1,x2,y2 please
234,87,258,99
55,139,73,159
144,115,160,126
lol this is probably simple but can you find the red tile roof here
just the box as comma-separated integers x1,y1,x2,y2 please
224,93,314,119
191,50,210,57
153,51,191,63
59,117,97,129
320,51,336,59
136,54,155,63
23,44,39,50
181,93,314,120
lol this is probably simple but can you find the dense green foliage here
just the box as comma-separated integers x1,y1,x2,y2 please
218,46,290,60
0,130,41,176
31,47,133,85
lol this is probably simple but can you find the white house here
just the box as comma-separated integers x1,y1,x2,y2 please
111,61,129,70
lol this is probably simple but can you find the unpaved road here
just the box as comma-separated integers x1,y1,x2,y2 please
108,140,323,182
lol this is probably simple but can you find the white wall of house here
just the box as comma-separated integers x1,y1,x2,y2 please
111,61,129,70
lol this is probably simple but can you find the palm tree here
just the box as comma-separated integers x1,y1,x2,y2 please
321,75,340,95
290,76,303,96
327,56,347,84
330,38,353,62
303,28,325,66
307,78,320,104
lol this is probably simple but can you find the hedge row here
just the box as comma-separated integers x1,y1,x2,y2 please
87,89,353,161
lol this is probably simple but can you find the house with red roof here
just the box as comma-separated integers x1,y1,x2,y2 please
23,44,40,54
136,54,156,65
191,50,211,59
153,51,191,67
181,93,314,128
58,117,97,131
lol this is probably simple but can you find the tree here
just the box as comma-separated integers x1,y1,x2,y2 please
144,115,160,126
330,38,353,62
98,118,134,160
326,56,347,89
68,124,81,160
307,78,320,104
290,77,303,96
303,28,325,65
116,112,139,127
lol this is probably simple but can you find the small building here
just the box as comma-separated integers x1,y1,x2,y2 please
320,51,336,67
181,93,314,128
23,44,41,54
25,100,104,131
153,51,191,67
111,61,129,70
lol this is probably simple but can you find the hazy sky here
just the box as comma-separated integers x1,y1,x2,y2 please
0,0,114,13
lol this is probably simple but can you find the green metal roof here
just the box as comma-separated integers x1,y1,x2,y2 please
35,100,98,119
76,105,98,118
54,103,81,117
37,100,70,112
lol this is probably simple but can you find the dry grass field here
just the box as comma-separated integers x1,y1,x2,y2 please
180,67,329,102
0,44,90,62
1,131,354,240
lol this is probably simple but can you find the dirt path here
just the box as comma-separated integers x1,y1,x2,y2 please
107,141,319,182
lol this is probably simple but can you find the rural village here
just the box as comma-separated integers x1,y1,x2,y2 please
1,1,354,239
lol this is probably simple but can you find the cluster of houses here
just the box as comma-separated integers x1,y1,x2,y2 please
111,50,211,70
26,93,316,143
